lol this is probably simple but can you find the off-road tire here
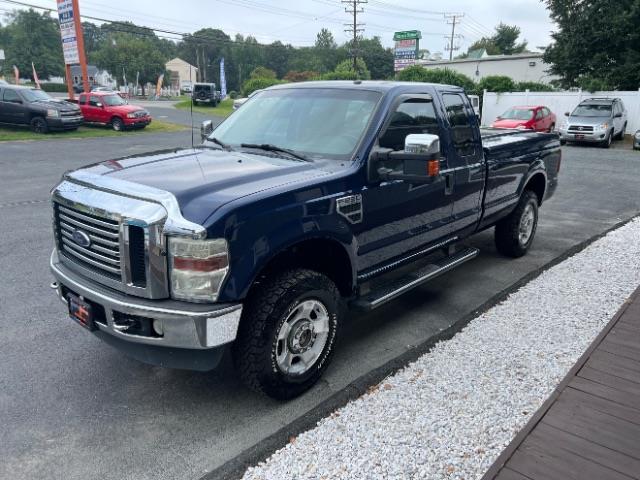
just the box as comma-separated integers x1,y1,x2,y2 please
233,269,341,400
30,116,49,134
111,117,124,131
494,190,539,258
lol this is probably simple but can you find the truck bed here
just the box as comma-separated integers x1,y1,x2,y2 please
480,127,559,155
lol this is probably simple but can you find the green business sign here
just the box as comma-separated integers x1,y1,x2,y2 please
393,30,422,41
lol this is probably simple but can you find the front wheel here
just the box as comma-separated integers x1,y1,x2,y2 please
495,190,539,258
600,131,613,148
30,116,49,134
233,269,341,400
111,117,124,131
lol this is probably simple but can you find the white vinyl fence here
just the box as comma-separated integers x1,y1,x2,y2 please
481,89,640,133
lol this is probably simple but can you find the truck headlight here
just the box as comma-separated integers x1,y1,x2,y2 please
47,109,59,118
168,237,229,302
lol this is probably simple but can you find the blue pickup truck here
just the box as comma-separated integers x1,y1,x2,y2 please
50,81,560,399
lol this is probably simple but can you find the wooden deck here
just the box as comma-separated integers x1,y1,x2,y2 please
483,287,640,480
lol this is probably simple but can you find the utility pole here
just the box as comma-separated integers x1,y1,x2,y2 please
444,13,464,60
342,0,367,72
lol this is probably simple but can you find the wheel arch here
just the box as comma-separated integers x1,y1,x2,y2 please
523,171,547,206
241,236,356,301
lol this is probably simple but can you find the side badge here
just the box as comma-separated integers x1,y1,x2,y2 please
336,194,363,224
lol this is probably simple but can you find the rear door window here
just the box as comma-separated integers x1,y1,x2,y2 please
442,93,476,157
3,89,21,103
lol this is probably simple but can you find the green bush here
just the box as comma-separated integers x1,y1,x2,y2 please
477,75,516,93
396,66,475,92
283,70,320,82
319,70,359,80
241,77,284,96
40,82,69,93
228,90,238,99
332,58,371,80
577,76,612,93
515,81,553,92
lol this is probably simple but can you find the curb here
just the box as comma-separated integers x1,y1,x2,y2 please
201,215,639,480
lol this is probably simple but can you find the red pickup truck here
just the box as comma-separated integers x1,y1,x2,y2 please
77,92,152,131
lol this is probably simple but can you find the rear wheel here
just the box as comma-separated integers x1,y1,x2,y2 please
111,117,124,131
233,269,341,400
495,190,539,258
30,116,49,134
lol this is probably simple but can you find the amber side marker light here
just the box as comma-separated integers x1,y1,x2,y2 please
428,159,440,177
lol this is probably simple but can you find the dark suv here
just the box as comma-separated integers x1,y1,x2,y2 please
0,85,83,133
192,82,221,107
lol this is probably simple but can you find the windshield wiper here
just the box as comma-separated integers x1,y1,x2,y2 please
240,143,311,162
207,137,234,151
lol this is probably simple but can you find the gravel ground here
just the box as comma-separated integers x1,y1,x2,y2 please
243,217,640,480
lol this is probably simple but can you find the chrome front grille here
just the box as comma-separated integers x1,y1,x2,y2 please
568,125,594,133
54,203,122,280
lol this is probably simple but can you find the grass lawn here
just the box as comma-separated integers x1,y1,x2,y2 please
174,98,234,118
0,119,186,142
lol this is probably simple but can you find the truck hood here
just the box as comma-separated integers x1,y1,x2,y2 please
566,115,611,126
32,98,80,113
109,104,147,114
72,147,337,225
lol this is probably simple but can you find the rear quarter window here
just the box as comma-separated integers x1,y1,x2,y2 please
442,93,476,157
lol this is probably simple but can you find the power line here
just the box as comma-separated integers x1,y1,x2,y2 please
342,0,367,71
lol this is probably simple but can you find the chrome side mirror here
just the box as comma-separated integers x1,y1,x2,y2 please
200,120,214,141
404,133,440,155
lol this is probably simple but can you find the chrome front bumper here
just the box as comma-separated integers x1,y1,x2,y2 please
50,250,242,351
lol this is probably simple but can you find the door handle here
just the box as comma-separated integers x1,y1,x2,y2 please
445,173,454,195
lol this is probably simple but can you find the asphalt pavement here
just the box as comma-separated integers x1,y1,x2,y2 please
1,131,639,480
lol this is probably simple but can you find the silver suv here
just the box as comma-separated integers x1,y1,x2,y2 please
559,98,628,148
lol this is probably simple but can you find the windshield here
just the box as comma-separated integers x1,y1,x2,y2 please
102,94,127,106
572,104,612,117
210,88,381,161
21,89,52,102
500,108,534,120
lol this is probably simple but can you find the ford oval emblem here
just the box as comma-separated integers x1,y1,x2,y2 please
72,229,91,248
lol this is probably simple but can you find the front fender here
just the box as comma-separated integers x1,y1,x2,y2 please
216,199,358,302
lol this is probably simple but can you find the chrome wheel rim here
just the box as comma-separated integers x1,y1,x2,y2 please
276,299,330,376
519,203,535,245
34,120,45,133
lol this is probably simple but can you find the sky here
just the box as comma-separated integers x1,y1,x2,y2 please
2,0,556,54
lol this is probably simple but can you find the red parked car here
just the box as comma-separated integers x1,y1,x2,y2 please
77,91,151,131
491,106,556,132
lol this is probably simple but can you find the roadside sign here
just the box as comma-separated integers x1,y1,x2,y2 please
393,31,421,72
57,0,80,65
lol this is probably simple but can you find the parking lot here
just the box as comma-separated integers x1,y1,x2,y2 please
1,125,639,479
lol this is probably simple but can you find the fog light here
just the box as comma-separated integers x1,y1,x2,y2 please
152,319,164,336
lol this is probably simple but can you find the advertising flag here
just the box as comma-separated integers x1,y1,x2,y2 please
32,62,41,89
156,73,164,97
13,65,19,85
220,58,227,99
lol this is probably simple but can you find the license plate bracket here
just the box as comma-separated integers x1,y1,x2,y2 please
68,293,96,331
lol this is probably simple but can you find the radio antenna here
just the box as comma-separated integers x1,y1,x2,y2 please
189,62,194,148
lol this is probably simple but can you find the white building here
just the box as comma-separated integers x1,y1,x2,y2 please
417,52,559,84
165,58,198,88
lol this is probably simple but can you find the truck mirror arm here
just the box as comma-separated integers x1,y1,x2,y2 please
369,147,440,185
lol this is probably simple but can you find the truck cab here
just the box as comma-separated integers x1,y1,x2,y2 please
50,81,560,399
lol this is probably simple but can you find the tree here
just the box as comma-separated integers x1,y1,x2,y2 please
264,41,291,78
352,36,394,80
543,0,640,90
323,58,371,80
314,28,339,73
463,23,528,57
177,28,231,83
250,66,276,79
2,9,65,80
94,33,167,94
